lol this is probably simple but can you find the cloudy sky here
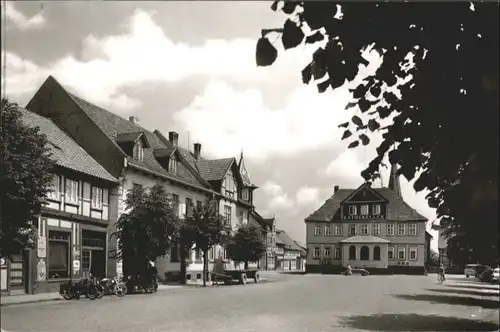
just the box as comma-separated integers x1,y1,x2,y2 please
2,1,438,248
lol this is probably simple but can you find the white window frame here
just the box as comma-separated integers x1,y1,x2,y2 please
348,224,356,236
372,224,381,236
397,223,406,236
47,175,60,200
372,204,381,215
314,224,321,236
388,246,395,260
324,246,331,258
65,179,79,204
334,224,342,236
133,141,144,161
360,224,369,235
224,205,232,225
241,188,249,201
313,247,320,259
324,225,332,236
348,205,357,216
334,247,341,260
408,224,417,236
397,246,406,260
91,186,103,210
168,155,177,173
387,224,395,236
360,204,369,215
409,246,418,260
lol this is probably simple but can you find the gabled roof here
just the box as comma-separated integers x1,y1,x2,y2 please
153,147,177,159
340,236,390,244
250,210,274,230
276,229,302,251
341,183,388,203
19,108,117,183
195,158,234,181
305,186,428,222
238,152,257,188
116,131,150,148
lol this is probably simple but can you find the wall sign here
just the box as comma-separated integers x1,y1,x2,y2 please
37,236,47,258
0,258,5,266
342,214,384,221
73,260,80,272
37,259,46,281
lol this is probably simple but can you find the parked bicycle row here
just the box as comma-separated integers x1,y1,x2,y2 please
59,273,158,300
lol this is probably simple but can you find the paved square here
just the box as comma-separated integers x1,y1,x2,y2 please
1,273,499,332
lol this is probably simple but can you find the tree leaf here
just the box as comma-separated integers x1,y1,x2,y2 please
312,61,327,80
256,38,278,67
351,84,368,99
376,106,391,119
348,140,360,149
359,133,370,146
370,85,381,98
282,1,297,14
345,101,357,110
341,130,352,140
338,122,349,128
301,64,312,84
282,19,304,50
271,1,279,11
351,115,363,128
367,119,381,131
306,31,324,44
358,98,372,113
317,80,330,93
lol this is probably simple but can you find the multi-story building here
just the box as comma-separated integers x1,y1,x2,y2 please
305,165,429,275
432,224,450,266
1,109,118,295
275,230,305,271
249,212,276,270
26,76,258,281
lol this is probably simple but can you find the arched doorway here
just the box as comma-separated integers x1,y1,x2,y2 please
349,245,356,260
360,246,370,261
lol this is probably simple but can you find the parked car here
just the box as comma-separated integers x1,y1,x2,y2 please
341,268,370,276
492,267,499,282
478,266,494,283
464,264,487,278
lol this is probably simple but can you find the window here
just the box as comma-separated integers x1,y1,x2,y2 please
387,224,395,236
388,246,395,260
408,224,417,236
133,183,142,191
133,141,144,161
82,250,91,270
168,155,177,173
65,179,79,204
239,211,244,224
360,246,369,260
398,246,406,260
334,224,342,236
209,246,214,260
324,246,331,258
324,225,332,236
47,175,60,200
196,200,203,210
222,170,236,198
224,205,232,225
242,188,249,201
313,247,320,259
397,223,406,236
348,205,357,215
348,224,356,236
372,224,381,236
409,247,417,260
91,187,103,209
349,245,356,260
48,231,70,279
171,194,179,214
314,224,321,236
195,248,201,261
185,198,193,217
360,224,369,235
170,244,179,262
372,204,381,215
334,247,341,260
360,204,369,215
373,246,381,261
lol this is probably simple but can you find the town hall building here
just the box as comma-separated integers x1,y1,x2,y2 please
305,165,430,275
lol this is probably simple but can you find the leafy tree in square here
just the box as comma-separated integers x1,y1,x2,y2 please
226,223,266,270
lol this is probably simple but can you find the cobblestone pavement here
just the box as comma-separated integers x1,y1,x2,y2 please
1,273,499,332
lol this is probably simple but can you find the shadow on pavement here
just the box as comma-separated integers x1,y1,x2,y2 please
339,313,499,331
426,288,500,297
445,283,499,291
393,294,500,309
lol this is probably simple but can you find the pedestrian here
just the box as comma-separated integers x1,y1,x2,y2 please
346,264,352,276
438,263,446,283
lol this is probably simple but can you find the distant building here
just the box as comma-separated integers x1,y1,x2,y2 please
249,212,276,270
275,230,305,271
431,224,450,266
305,164,428,275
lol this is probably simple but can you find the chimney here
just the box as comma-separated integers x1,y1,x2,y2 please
194,143,202,160
334,185,340,193
129,116,138,125
168,131,179,147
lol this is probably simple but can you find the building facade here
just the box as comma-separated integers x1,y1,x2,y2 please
1,109,118,295
432,225,450,266
249,212,276,270
275,230,304,271
305,165,428,275
26,76,258,282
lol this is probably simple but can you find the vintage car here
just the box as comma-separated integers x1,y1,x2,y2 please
341,267,370,276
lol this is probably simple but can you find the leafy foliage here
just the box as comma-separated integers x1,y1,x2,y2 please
180,199,229,286
0,99,55,257
113,184,180,275
257,2,499,259
226,223,266,269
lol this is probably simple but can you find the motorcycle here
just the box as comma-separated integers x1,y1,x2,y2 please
124,274,158,294
96,276,127,298
59,275,101,300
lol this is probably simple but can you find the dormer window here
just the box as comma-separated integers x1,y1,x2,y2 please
242,188,249,201
222,170,236,199
372,204,381,215
168,155,177,173
133,140,144,161
348,205,357,216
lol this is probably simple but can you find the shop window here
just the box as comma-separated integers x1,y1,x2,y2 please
48,231,70,279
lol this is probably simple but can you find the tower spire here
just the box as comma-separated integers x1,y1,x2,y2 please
388,163,402,198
